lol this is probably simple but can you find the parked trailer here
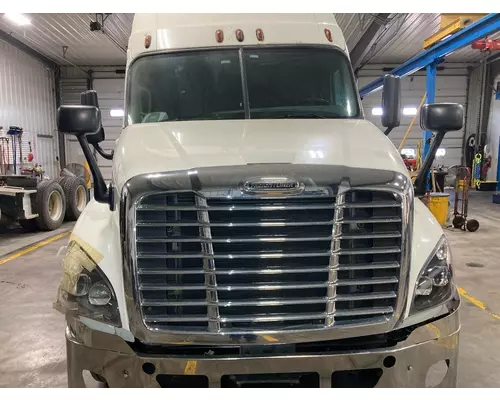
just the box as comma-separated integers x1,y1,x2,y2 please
0,174,89,231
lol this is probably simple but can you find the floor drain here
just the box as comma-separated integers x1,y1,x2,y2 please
466,262,484,268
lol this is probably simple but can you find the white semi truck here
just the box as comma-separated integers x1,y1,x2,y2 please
55,13,461,388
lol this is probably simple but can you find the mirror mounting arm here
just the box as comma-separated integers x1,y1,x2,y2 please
77,135,110,205
413,130,446,196
384,127,393,136
93,143,114,160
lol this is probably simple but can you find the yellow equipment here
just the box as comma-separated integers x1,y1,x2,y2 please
427,193,450,226
424,14,487,49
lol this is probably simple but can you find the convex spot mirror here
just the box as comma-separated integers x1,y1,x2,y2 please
420,103,464,133
381,74,401,129
58,105,101,137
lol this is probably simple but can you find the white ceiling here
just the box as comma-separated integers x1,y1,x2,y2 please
0,13,495,67
0,13,133,66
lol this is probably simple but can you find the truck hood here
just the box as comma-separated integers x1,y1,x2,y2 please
112,119,409,191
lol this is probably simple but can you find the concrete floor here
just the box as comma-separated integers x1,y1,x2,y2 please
0,192,499,387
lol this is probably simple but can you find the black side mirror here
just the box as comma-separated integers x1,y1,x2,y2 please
57,105,111,207
420,103,464,133
381,74,401,135
80,90,113,160
58,105,101,137
414,103,464,195
81,90,105,145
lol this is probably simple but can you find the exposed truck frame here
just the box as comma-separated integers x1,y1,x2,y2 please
55,14,461,388
0,174,88,231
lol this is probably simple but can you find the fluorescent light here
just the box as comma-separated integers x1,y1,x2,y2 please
372,107,383,116
110,109,124,117
4,13,31,26
403,107,418,116
436,148,446,157
309,150,324,159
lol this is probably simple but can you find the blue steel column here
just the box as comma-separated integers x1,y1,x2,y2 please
424,62,437,159
359,13,500,98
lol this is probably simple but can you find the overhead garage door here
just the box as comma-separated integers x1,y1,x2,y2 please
358,74,467,167
60,78,88,173
92,78,125,183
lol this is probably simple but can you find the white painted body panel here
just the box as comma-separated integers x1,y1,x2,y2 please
127,14,347,66
112,119,408,193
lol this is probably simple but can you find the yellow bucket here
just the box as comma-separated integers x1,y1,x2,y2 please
427,193,450,226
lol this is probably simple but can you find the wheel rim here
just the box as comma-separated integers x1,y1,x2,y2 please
48,190,63,221
76,185,87,212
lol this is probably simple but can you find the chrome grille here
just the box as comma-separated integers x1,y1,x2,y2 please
134,189,402,333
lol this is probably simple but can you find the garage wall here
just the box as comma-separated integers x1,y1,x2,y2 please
0,38,59,179
358,64,469,167
60,66,125,183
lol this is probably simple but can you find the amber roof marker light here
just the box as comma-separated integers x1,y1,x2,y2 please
236,29,244,42
144,34,152,49
256,28,264,41
324,28,333,42
215,29,224,43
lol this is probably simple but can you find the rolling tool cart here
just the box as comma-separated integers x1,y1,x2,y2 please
452,166,479,232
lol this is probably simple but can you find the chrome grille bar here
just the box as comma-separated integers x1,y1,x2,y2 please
196,195,220,332
137,220,335,227
144,306,394,323
140,291,397,307
139,276,398,291
325,189,344,327
137,263,400,275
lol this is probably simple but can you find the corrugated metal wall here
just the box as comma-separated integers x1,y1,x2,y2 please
359,65,469,167
0,38,59,179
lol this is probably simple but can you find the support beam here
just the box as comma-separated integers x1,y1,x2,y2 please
350,14,391,69
424,62,437,159
0,29,58,70
359,13,500,98
54,66,66,169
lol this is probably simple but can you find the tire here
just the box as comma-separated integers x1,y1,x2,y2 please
33,180,66,231
452,215,465,229
466,219,480,232
60,176,88,221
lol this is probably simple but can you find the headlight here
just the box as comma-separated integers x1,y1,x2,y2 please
54,237,120,327
411,236,455,313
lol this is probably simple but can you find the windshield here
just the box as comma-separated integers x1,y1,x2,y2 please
126,47,360,124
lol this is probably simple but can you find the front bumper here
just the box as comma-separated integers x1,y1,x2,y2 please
66,307,460,388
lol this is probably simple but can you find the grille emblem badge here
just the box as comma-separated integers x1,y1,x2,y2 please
241,177,305,195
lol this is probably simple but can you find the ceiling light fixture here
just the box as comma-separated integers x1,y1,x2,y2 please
110,109,124,118
4,13,31,26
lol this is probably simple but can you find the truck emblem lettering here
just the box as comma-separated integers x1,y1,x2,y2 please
241,178,304,194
